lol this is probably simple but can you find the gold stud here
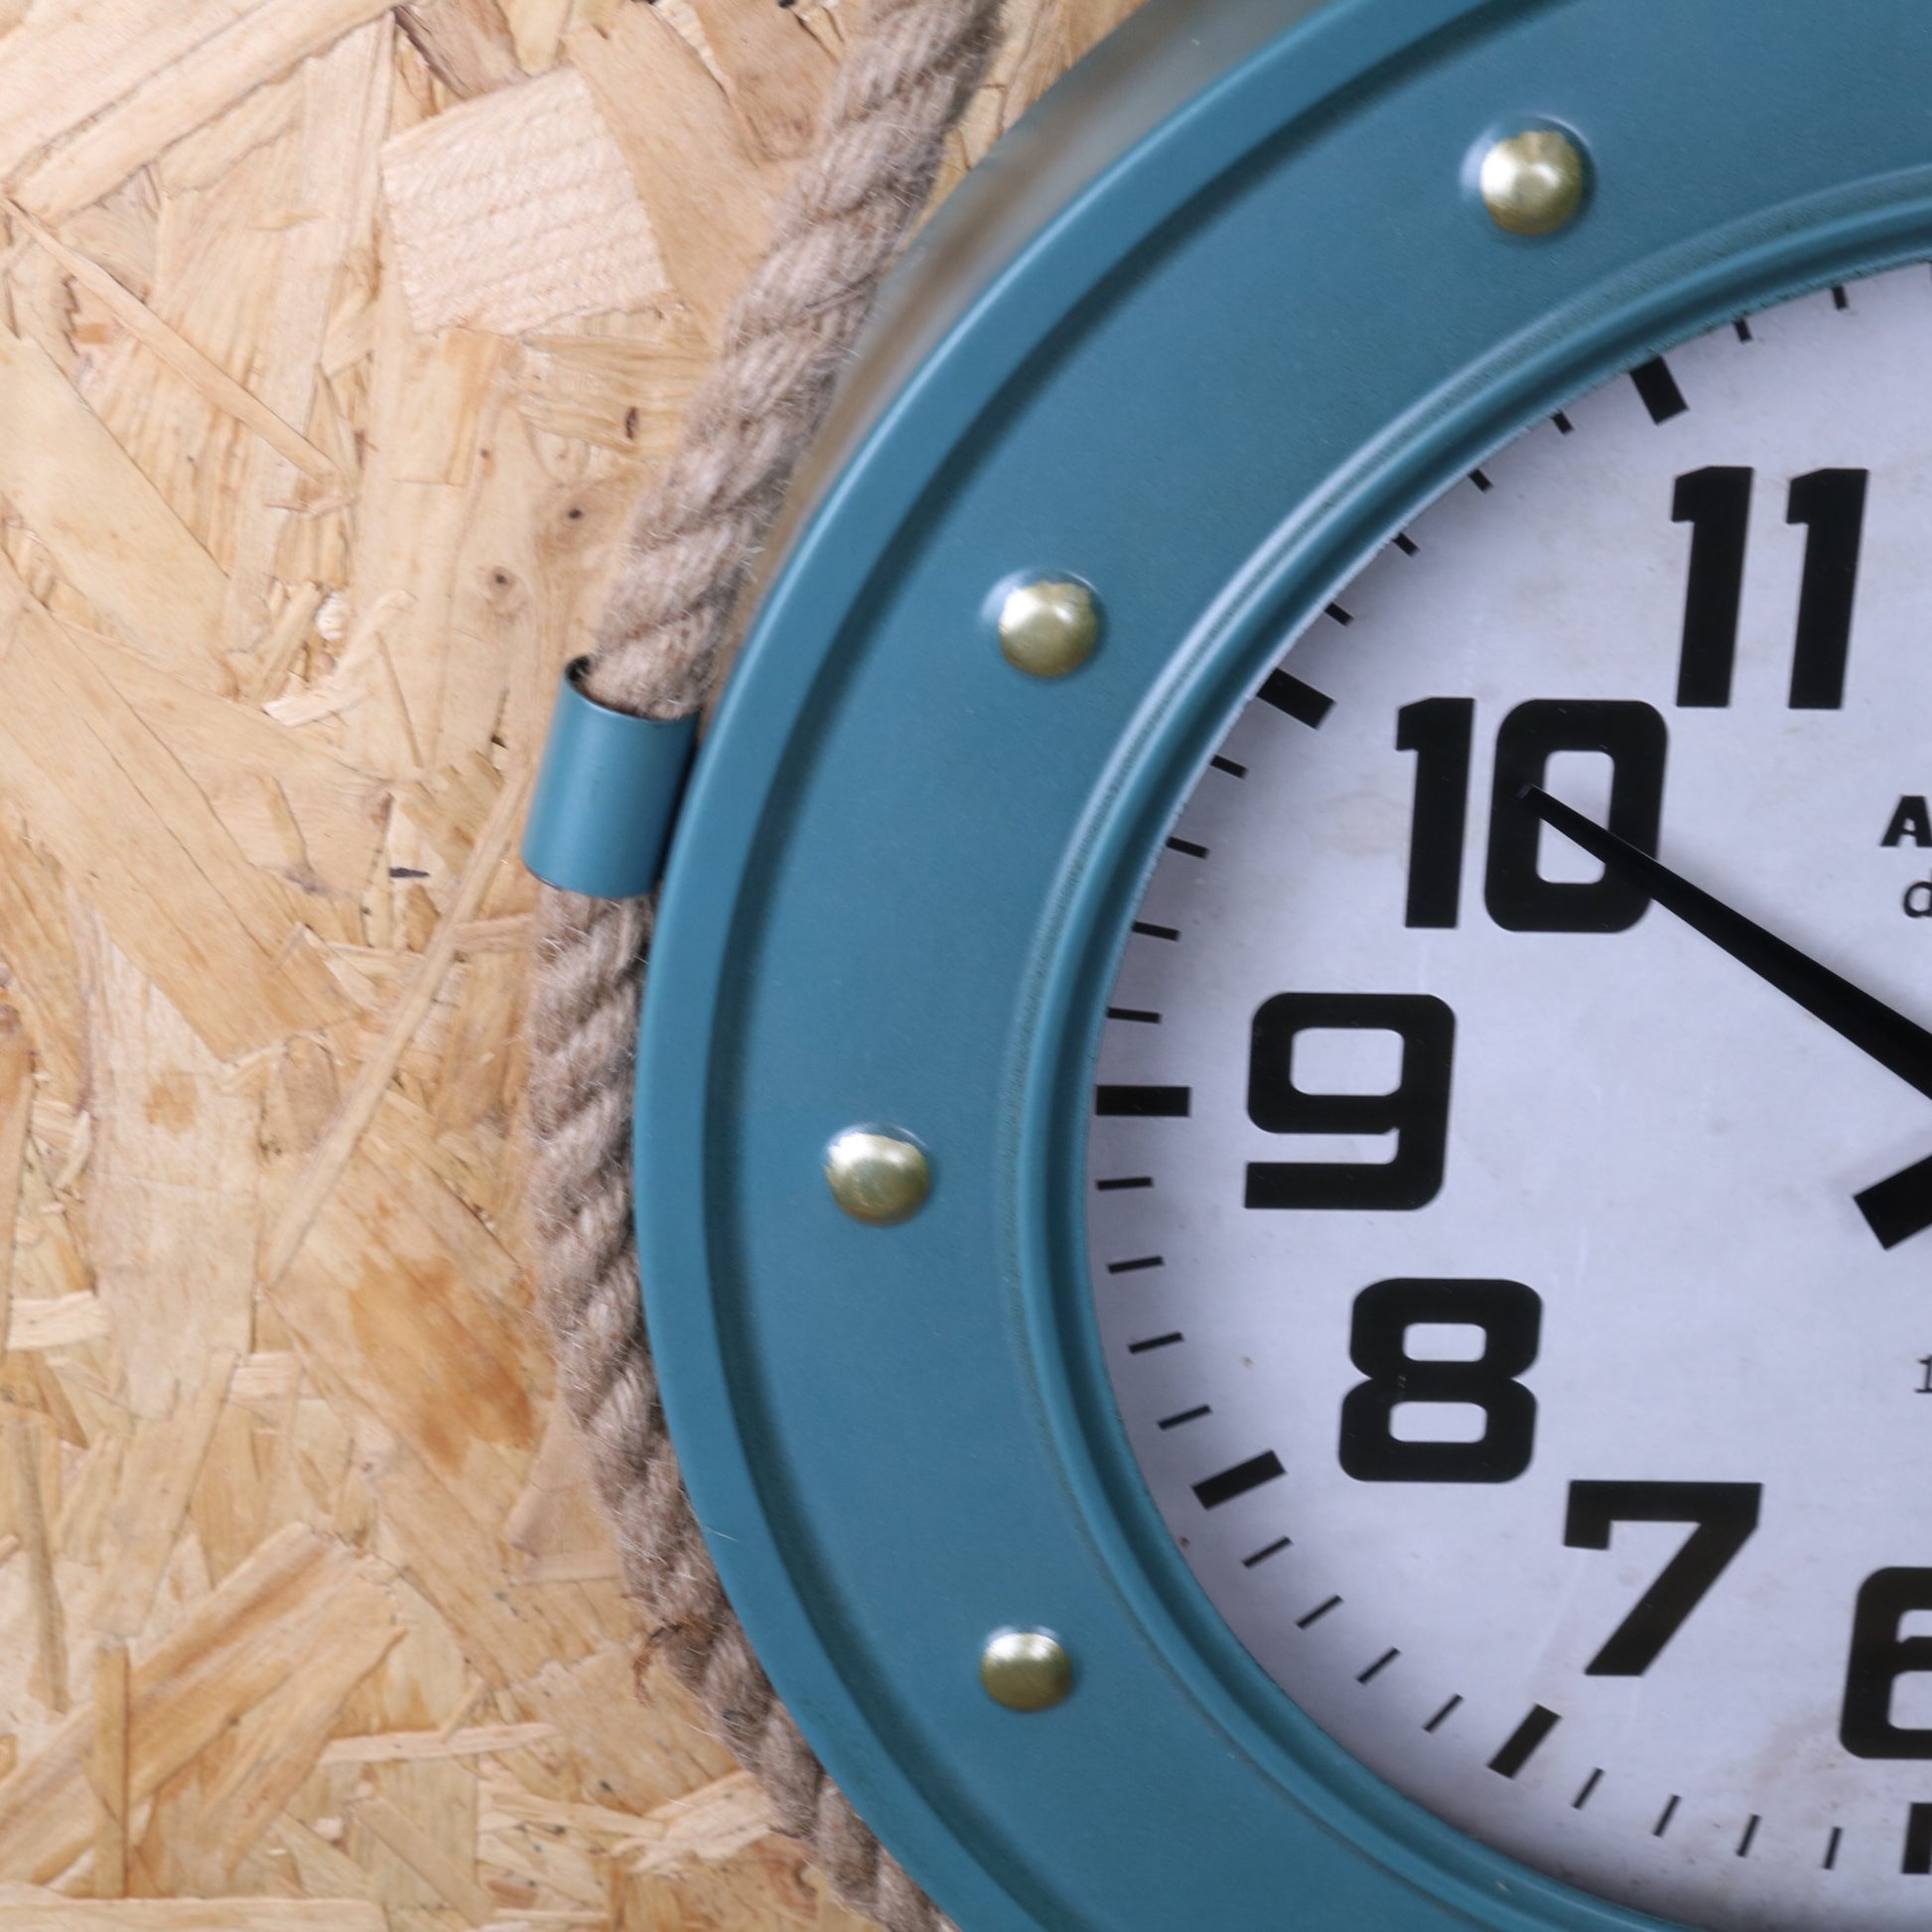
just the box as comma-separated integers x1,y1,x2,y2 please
979,1629,1073,1712
824,1129,930,1226
998,579,1101,677
1479,128,1587,237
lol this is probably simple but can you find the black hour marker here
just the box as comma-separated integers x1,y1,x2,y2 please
1167,836,1209,859
1424,1695,1462,1733
1733,317,1754,343
1841,1569,1932,1757
1654,1795,1682,1839
1127,1331,1182,1354
1396,697,1474,927
1572,1769,1603,1811
1737,1814,1761,1859
1551,411,1575,435
1242,1536,1291,1568
1258,669,1333,728
1488,1705,1560,1779
1296,1594,1341,1629
1672,466,1753,707
1393,531,1420,555
1671,465,1867,712
1631,355,1689,423
1468,468,1493,492
1106,1254,1164,1275
1564,1479,1762,1676
1825,1826,1843,1870
1094,1175,1152,1192
1324,603,1353,626
1106,1006,1161,1024
1246,993,1454,1212
1339,1277,1540,1483
1356,1648,1399,1685
1211,754,1248,778
1785,467,1868,709
1833,283,1851,311
1193,1450,1286,1510
1132,920,1180,941
1906,1805,1932,1874
1158,1404,1209,1430
1398,699,1668,933
1487,700,1667,933
1096,1085,1190,1117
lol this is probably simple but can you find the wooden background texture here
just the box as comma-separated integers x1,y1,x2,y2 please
0,0,1140,1923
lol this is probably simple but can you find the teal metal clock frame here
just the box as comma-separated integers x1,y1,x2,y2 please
629,2,1932,1925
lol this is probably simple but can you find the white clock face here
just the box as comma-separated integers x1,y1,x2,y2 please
1087,261,1932,1932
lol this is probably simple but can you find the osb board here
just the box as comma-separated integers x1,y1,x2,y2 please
0,0,1142,1925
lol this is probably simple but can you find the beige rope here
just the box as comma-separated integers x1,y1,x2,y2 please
527,0,1003,1924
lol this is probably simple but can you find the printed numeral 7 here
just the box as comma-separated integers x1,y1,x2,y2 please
1565,1480,1762,1676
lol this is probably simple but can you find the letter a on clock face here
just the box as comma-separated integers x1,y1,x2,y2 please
1087,265,1932,1931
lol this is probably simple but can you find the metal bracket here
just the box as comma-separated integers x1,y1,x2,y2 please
520,661,698,898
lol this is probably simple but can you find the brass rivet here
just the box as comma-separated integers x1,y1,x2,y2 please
1479,128,1587,236
979,1629,1073,1712
824,1129,930,1226
998,578,1100,677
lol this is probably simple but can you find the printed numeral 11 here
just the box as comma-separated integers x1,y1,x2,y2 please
1673,466,1868,709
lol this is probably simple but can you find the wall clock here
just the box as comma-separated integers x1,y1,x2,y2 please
526,0,1932,1924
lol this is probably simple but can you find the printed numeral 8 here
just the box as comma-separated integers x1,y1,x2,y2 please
1339,1278,1543,1483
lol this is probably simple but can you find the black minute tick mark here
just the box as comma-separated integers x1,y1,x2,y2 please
1572,1769,1603,1811
1423,1695,1462,1733
1736,1814,1760,1858
1824,1826,1843,1870
1653,1795,1682,1839
1157,1405,1209,1430
1356,1648,1399,1685
1105,1254,1163,1275
1296,1595,1341,1628
1241,1536,1290,1568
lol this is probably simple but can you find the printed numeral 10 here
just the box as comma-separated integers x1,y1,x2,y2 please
1396,698,1666,932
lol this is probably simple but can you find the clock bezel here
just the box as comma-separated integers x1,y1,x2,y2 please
634,2,1932,1926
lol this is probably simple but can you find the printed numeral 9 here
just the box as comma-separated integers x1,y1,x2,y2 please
1245,992,1452,1211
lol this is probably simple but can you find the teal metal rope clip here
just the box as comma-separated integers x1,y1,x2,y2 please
521,661,698,899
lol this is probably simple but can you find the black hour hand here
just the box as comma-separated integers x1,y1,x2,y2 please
1523,786,1932,1246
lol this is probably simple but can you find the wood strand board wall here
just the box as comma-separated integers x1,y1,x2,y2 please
0,0,1144,1924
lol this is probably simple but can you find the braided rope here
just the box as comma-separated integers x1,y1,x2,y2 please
527,0,1003,1923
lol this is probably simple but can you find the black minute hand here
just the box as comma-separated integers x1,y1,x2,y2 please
1522,786,1932,1107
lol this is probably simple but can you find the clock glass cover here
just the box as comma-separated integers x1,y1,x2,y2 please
1088,263,1932,1932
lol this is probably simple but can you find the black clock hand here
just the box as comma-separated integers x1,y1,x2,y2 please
1525,785,1932,1247
1523,786,1932,1105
